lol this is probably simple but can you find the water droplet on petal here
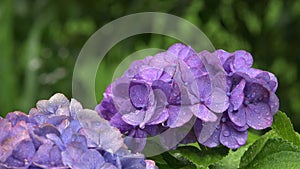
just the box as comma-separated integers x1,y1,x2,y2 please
223,130,231,137
244,100,250,106
221,117,227,123
236,137,245,145
164,101,169,106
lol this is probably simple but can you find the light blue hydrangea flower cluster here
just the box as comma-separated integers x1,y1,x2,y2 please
0,94,157,169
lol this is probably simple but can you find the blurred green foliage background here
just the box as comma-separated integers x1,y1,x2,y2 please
0,0,299,131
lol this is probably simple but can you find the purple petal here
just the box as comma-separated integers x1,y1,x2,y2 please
151,80,172,99
195,74,211,99
233,50,253,70
180,130,197,144
228,107,247,127
222,55,235,73
219,122,248,149
110,113,133,133
61,143,86,168
111,77,130,100
149,52,178,72
124,130,147,153
230,79,245,111
69,98,83,117
33,143,63,168
168,83,181,105
246,103,273,130
12,140,35,161
34,124,60,137
47,93,70,114
269,92,279,115
96,97,118,120
0,119,11,143
177,46,195,60
166,105,193,128
77,109,124,153
101,163,118,169
80,149,105,169
147,89,169,125
122,110,145,126
167,43,187,56
5,111,30,127
175,59,197,89
194,119,221,147
194,104,217,122
129,82,150,109
206,87,229,113
138,67,163,82
47,133,65,150
214,49,232,65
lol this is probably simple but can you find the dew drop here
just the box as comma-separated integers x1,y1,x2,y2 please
244,100,250,105
164,101,169,107
200,98,205,104
236,137,245,145
223,130,231,137
107,148,113,153
24,159,29,165
221,117,227,123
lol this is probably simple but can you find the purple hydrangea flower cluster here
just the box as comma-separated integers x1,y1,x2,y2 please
97,43,279,150
193,49,279,149
0,93,157,169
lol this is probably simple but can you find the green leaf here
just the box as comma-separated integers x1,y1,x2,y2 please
169,146,228,168
239,131,277,168
240,138,300,169
179,165,197,169
161,152,190,169
272,111,300,147
213,145,249,169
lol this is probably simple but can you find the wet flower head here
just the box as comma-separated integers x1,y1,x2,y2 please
97,43,279,150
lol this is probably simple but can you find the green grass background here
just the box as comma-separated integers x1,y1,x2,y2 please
0,0,299,131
